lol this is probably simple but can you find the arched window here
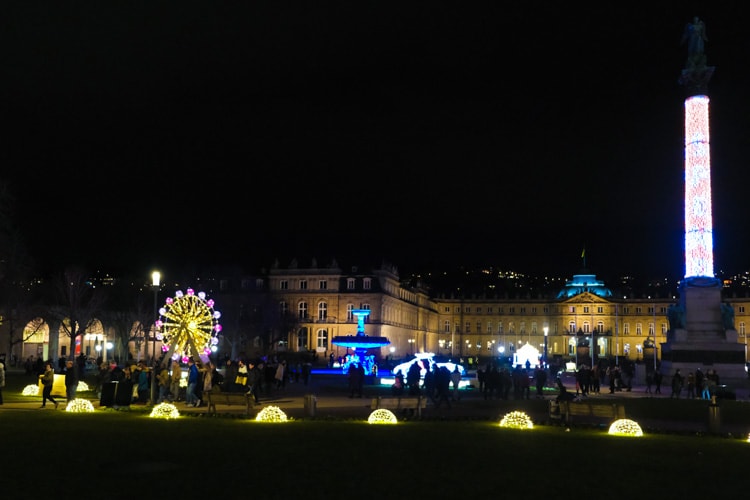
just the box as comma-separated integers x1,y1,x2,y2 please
316,329,328,349
317,301,327,321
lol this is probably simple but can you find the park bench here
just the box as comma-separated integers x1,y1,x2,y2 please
371,396,427,417
205,386,254,417
549,399,625,426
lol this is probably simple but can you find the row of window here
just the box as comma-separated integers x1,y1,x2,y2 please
442,320,673,336
278,278,373,291
280,301,371,320
442,305,692,315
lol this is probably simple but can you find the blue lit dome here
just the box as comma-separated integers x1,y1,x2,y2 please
556,272,613,299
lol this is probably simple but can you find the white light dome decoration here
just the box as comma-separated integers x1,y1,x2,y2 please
368,409,398,424
608,419,644,437
255,406,289,422
65,399,95,413
149,402,180,419
22,384,39,396
498,411,534,430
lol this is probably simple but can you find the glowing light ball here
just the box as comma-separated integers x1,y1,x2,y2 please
608,419,643,437
499,411,534,430
65,399,95,413
368,409,398,424
746,433,750,443
77,381,90,392
149,403,180,419
22,385,39,396
255,406,288,422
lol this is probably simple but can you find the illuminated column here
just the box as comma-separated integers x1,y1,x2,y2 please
683,95,714,279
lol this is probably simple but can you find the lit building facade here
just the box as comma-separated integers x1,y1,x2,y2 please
256,259,749,369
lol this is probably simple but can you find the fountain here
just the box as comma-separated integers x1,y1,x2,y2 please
331,309,390,375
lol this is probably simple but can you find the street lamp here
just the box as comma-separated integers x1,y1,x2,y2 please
543,326,549,365
150,270,160,404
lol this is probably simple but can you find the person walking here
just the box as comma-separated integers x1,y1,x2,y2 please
40,362,59,409
653,369,663,394
185,358,200,407
64,359,78,402
246,360,261,404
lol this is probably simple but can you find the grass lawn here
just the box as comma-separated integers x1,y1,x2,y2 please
3,370,750,499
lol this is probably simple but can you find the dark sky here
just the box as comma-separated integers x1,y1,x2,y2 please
4,2,750,281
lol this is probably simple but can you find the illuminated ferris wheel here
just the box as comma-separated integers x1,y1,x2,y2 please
156,288,222,362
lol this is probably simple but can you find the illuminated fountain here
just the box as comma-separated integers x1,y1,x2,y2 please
332,309,390,375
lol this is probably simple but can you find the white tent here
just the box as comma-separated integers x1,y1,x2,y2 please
513,342,541,368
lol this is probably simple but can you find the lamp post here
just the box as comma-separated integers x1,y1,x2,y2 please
543,326,548,366
150,270,160,405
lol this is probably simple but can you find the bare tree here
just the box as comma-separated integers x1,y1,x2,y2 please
0,181,38,364
47,267,107,362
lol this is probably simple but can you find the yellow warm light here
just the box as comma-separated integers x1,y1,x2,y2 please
255,406,288,422
499,411,534,429
608,419,644,437
65,399,95,413
22,384,39,396
149,402,180,419
368,409,398,424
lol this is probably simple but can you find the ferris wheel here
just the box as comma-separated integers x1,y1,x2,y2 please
156,288,222,363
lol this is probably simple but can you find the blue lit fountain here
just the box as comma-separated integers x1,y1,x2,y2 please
331,309,390,375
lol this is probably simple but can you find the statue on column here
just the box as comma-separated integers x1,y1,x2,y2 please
681,16,708,69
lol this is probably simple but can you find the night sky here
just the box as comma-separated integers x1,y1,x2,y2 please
4,2,750,281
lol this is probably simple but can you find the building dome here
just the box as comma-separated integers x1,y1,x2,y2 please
556,272,613,299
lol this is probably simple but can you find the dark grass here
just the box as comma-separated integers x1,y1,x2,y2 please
3,371,750,499
3,411,749,499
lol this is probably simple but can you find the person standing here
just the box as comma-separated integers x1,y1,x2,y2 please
686,371,696,399
670,369,684,399
274,360,287,390
301,361,312,386
0,360,5,405
169,360,182,402
199,361,215,407
450,365,462,401
156,364,171,403
64,359,78,402
135,361,150,403
348,362,364,398
534,364,547,398
40,362,59,409
434,365,452,409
